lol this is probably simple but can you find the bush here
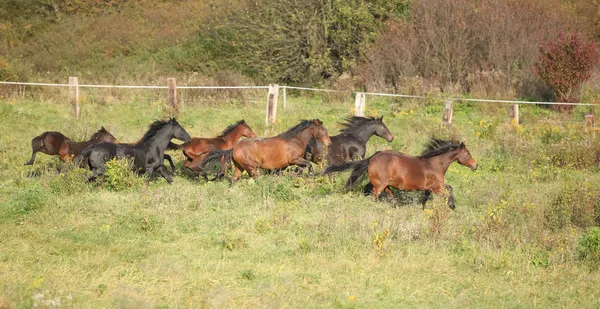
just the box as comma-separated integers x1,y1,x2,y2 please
101,158,144,191
534,32,599,108
576,227,600,266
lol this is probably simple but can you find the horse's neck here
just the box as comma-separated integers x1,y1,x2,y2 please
223,128,244,148
292,128,314,147
141,128,171,154
424,149,459,175
351,125,376,144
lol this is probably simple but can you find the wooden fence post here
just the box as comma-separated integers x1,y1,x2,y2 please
283,86,287,110
442,100,453,125
167,78,178,117
585,112,595,145
265,84,279,126
354,92,365,116
509,104,519,125
69,76,79,120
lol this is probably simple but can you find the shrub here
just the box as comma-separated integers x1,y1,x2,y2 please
576,227,600,266
534,32,599,109
101,158,144,191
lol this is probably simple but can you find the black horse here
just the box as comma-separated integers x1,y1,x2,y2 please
76,119,191,183
305,116,394,167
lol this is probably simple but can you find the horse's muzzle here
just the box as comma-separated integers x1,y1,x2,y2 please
471,163,478,171
386,134,394,142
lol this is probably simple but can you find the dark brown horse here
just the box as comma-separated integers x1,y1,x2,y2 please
305,116,393,166
201,119,331,183
25,127,117,165
169,120,256,175
325,139,477,209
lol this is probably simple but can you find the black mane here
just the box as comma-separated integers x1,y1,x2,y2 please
420,138,462,158
278,119,320,139
339,116,380,135
138,119,175,144
219,120,245,138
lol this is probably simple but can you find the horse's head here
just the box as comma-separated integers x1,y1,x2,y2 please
312,119,331,147
239,120,257,138
91,126,118,144
456,142,477,171
374,116,393,142
169,119,191,143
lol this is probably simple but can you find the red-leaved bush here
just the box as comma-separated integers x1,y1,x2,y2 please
534,33,599,106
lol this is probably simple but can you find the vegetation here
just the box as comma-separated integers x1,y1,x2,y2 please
1,92,600,307
1,0,599,102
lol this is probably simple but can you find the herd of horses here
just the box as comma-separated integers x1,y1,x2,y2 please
25,116,477,209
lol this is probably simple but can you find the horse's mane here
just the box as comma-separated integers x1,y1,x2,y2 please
138,119,175,144
420,138,462,158
339,116,380,135
218,120,245,138
89,127,109,141
277,119,321,139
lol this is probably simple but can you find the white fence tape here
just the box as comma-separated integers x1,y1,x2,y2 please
1,81,598,106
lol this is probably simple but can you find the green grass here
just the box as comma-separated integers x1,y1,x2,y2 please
2,94,600,308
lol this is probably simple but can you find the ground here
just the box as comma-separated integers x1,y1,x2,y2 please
1,92,600,308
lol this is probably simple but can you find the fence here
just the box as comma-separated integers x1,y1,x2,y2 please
1,77,599,131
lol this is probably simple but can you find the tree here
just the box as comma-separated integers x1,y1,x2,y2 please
534,32,599,105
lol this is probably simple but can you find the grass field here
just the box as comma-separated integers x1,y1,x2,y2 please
2,94,600,308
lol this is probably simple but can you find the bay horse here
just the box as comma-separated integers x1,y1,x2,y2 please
305,116,393,166
201,119,331,183
168,120,256,177
325,139,477,209
76,119,191,183
25,127,117,165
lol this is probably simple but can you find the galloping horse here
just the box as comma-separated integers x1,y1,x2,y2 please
305,116,393,166
76,119,191,183
168,120,256,177
25,127,117,165
201,119,331,183
325,139,477,209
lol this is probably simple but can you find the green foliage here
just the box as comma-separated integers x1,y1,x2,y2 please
101,158,144,191
8,184,48,216
577,227,600,265
546,181,599,230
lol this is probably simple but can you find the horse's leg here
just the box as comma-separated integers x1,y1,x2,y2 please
163,154,176,174
370,178,388,200
290,157,314,176
421,190,432,209
231,162,244,184
384,187,397,205
88,166,105,182
445,184,455,210
157,165,173,184
25,137,45,165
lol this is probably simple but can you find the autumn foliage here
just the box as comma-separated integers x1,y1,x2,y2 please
534,33,599,105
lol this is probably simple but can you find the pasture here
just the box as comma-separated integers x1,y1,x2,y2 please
1,95,600,308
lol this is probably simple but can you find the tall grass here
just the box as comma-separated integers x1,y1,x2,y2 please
1,95,600,307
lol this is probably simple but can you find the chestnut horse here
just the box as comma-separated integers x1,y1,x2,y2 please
325,139,477,209
305,116,393,166
25,127,117,165
168,120,256,176
201,119,331,183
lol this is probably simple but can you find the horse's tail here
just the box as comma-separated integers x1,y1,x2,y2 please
74,145,94,168
200,148,233,175
325,152,380,190
167,141,186,150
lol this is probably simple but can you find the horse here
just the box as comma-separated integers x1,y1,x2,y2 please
76,119,191,183
168,120,256,178
305,116,393,167
325,139,477,209
25,127,117,165
201,119,331,183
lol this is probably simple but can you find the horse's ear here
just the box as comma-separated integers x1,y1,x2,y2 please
100,126,106,131
460,142,465,148
240,120,246,124
313,119,322,126
379,116,384,121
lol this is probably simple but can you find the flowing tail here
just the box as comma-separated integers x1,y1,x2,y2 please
200,148,233,175
74,145,95,168
324,152,379,190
